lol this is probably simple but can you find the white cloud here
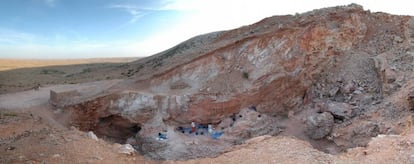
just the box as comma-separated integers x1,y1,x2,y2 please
44,0,56,7
128,12,145,24
0,27,142,59
107,4,147,24
0,28,36,45
0,42,142,59
158,0,202,11
0,35,149,59
107,4,136,10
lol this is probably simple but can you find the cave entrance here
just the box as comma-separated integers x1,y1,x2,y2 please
62,104,141,144
92,115,141,144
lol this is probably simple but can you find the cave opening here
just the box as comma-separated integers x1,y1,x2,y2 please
92,115,141,144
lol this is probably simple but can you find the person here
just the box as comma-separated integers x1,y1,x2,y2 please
158,132,167,140
231,114,236,121
211,131,224,140
191,121,196,133
177,126,185,133
208,124,214,134
250,105,257,111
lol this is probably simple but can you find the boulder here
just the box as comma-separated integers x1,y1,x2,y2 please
126,137,138,145
116,144,136,155
332,121,380,148
328,87,339,97
305,112,334,139
326,102,353,120
341,81,355,94
86,131,99,141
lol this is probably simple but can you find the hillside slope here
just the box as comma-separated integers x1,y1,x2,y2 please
2,3,414,162
62,4,414,159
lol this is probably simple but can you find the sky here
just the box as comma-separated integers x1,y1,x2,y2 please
0,0,413,59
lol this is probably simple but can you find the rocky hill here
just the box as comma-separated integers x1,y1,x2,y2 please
63,3,414,160
3,3,414,163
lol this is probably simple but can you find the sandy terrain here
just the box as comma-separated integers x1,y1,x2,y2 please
0,58,138,94
0,58,138,71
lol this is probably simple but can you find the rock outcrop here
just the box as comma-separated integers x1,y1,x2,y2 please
58,4,414,160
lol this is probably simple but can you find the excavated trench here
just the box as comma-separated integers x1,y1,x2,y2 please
62,99,385,159
64,100,283,159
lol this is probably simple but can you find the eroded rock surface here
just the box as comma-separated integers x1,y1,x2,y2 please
55,4,414,160
305,112,334,139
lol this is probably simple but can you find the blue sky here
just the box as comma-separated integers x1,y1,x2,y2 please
1,0,414,59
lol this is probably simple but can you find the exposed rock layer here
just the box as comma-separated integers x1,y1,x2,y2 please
61,4,414,160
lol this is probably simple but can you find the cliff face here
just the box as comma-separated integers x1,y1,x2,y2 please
62,4,414,160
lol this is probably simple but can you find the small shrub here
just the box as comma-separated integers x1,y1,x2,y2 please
65,74,74,77
127,69,133,74
41,69,49,74
81,68,92,73
2,112,17,117
135,65,144,73
295,12,300,18
41,69,65,75
242,72,249,79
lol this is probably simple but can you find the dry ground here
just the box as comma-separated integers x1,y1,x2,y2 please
0,110,155,164
0,58,138,71
1,58,414,163
1,110,414,164
0,58,138,94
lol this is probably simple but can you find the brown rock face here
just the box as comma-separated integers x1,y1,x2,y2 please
60,4,414,160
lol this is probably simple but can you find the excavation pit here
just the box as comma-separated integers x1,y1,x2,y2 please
56,90,390,161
